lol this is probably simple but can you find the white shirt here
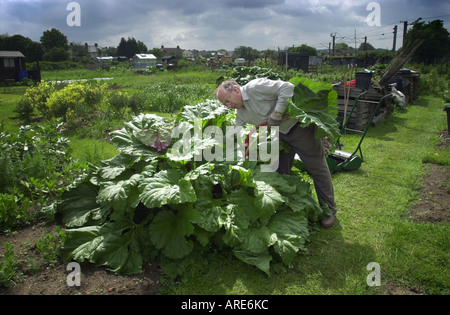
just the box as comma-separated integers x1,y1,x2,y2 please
235,78,298,134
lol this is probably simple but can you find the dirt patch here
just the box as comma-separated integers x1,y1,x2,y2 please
436,130,450,150
0,222,162,295
409,164,450,223
408,130,450,223
383,283,424,295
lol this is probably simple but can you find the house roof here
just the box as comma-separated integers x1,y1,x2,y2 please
134,54,157,60
0,51,25,58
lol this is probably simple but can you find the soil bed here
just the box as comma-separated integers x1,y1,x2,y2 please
0,222,162,295
408,130,449,223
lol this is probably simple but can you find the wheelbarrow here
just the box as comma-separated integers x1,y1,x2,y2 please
294,92,393,174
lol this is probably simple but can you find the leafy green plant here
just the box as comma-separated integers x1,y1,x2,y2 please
49,93,334,276
105,89,130,118
0,118,88,231
0,193,33,232
36,227,66,266
0,242,20,288
14,82,56,123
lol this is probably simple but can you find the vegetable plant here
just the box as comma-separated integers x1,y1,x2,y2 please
49,77,338,276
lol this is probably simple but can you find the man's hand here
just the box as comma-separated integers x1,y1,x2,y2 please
267,111,283,127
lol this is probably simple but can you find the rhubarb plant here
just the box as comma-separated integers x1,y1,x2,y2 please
288,77,340,141
51,80,335,276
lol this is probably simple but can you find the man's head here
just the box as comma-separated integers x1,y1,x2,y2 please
216,80,244,109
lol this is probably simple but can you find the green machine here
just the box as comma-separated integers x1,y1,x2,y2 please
294,92,393,174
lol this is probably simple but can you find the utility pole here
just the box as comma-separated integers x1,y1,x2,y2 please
400,21,408,46
364,36,368,51
330,33,336,56
392,25,398,52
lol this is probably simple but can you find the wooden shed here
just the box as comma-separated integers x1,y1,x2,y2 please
0,51,26,83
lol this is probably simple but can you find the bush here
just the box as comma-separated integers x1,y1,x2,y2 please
47,82,85,121
0,194,33,232
44,82,110,126
0,119,88,231
15,82,56,123
414,63,450,102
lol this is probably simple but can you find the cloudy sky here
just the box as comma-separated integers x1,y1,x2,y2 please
1,0,449,51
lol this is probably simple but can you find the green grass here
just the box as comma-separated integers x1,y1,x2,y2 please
68,137,118,165
0,93,22,133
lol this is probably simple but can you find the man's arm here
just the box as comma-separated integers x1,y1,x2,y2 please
273,81,294,114
267,80,294,126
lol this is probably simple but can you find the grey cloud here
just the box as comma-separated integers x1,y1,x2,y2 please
222,0,285,9
1,0,448,51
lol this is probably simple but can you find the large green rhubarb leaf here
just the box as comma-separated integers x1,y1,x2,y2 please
96,173,141,212
267,210,310,265
61,219,153,274
177,99,230,129
231,209,310,275
288,77,340,141
148,207,198,259
57,182,110,228
253,180,284,217
254,171,324,218
138,170,196,209
233,249,272,276
110,113,171,159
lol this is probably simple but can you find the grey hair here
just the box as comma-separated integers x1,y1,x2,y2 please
216,80,240,98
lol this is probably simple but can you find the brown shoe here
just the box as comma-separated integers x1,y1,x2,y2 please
320,214,335,228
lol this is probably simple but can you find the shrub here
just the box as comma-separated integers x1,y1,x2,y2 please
0,194,33,232
15,82,56,122
47,82,85,121
46,82,108,126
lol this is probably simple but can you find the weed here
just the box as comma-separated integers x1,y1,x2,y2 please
36,227,66,266
0,242,20,288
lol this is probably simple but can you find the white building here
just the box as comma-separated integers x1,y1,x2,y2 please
132,54,157,69
234,58,246,65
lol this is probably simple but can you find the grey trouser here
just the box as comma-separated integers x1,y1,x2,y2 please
277,123,338,214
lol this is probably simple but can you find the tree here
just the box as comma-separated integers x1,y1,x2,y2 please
334,42,351,53
40,28,69,51
289,44,317,56
117,37,147,58
40,29,69,62
359,42,375,51
235,46,259,63
149,48,163,59
404,19,450,64
70,43,91,62
0,34,43,62
43,47,69,62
